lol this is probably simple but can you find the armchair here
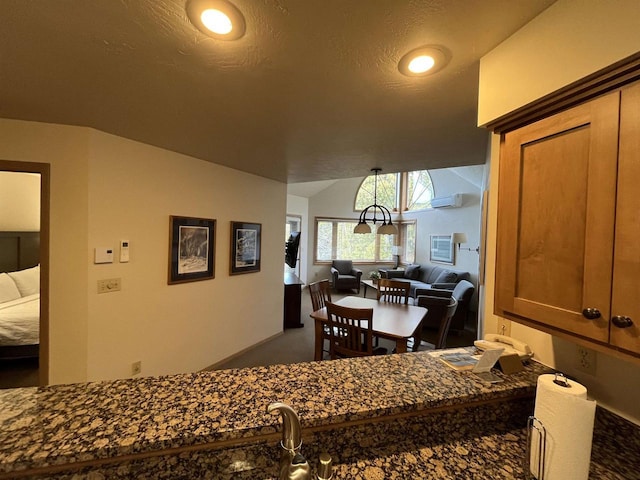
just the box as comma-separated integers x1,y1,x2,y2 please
331,260,362,293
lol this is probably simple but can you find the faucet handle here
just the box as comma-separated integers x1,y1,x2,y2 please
316,452,333,480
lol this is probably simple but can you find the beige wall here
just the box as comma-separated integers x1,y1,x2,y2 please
0,119,90,383
478,0,640,125
479,0,640,423
0,171,40,231
0,119,286,383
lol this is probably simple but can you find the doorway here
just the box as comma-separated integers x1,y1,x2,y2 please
0,160,49,388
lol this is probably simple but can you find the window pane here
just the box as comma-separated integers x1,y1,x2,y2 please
402,223,416,264
406,170,434,211
337,221,375,261
316,221,333,261
355,173,398,211
377,229,394,261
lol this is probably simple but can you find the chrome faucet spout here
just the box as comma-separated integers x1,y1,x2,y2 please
267,402,303,452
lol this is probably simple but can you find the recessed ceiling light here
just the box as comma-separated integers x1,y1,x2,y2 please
186,0,246,41
398,46,449,77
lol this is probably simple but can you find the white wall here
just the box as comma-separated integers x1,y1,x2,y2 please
305,167,483,291
0,172,40,231
0,119,287,383
479,0,640,423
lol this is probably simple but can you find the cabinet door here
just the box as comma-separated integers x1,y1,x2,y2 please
611,82,640,354
496,92,620,341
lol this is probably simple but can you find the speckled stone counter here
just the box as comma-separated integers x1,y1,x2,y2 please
0,351,637,479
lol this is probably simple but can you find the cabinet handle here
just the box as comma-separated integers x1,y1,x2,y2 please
611,315,633,328
582,308,601,319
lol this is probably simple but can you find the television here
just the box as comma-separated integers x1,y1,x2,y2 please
285,232,300,268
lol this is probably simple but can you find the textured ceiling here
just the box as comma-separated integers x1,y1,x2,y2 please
0,0,555,183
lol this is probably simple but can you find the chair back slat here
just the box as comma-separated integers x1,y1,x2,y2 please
325,302,374,358
309,279,332,311
376,278,410,304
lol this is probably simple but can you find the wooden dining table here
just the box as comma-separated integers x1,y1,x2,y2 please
310,296,427,361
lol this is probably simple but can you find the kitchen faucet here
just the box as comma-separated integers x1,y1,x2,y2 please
268,402,333,480
267,402,310,480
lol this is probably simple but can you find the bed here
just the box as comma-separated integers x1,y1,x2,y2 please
0,232,40,360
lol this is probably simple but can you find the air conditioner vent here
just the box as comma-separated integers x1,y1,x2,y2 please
430,194,462,208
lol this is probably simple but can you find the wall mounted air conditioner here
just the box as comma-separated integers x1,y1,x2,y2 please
430,194,462,209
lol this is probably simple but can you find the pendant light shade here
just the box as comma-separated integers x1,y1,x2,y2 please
354,168,398,235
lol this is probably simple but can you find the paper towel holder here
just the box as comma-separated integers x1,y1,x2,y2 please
526,416,547,480
552,372,570,388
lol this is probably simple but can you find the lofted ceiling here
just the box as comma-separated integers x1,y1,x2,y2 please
0,0,555,183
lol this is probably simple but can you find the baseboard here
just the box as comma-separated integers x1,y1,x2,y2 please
201,331,284,371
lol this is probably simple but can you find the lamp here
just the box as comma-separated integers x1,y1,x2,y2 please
391,245,404,268
452,233,467,249
453,232,479,253
186,0,246,40
354,168,398,235
398,45,449,77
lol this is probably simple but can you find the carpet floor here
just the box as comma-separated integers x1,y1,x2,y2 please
211,287,478,371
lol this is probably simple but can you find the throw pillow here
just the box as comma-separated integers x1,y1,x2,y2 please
404,264,421,280
8,265,40,297
0,273,22,303
434,270,457,284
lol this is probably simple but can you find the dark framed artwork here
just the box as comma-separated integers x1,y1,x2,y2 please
168,216,216,284
430,234,454,265
230,222,261,275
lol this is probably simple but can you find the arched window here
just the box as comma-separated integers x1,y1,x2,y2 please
354,172,398,211
405,169,435,211
354,169,434,212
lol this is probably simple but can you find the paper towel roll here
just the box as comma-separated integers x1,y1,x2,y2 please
530,374,596,480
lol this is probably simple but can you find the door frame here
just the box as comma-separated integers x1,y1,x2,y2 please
0,159,50,386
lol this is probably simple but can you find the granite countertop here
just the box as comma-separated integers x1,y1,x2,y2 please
0,350,549,476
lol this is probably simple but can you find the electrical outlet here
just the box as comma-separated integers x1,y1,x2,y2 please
131,361,142,376
576,346,597,375
97,278,121,294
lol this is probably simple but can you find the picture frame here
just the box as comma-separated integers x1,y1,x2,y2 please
168,216,216,284
430,234,454,265
230,221,261,275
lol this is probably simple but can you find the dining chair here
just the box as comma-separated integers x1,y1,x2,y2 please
376,278,411,304
309,279,333,358
325,302,387,359
374,278,411,348
414,295,458,350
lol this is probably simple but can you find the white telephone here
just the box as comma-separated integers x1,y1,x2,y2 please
474,334,533,360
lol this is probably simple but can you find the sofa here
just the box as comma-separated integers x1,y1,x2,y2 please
379,264,470,298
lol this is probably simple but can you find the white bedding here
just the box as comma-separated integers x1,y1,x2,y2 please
0,293,40,346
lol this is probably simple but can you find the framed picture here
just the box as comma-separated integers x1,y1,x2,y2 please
230,222,261,275
168,216,216,284
430,234,454,265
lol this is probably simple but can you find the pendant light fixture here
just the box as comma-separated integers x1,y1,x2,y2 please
354,168,398,235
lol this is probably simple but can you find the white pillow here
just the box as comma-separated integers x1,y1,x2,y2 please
0,273,22,303
8,265,40,297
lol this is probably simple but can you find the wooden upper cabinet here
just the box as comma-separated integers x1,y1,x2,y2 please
496,92,621,343
610,82,640,354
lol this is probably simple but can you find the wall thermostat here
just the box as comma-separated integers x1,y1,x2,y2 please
94,247,114,264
